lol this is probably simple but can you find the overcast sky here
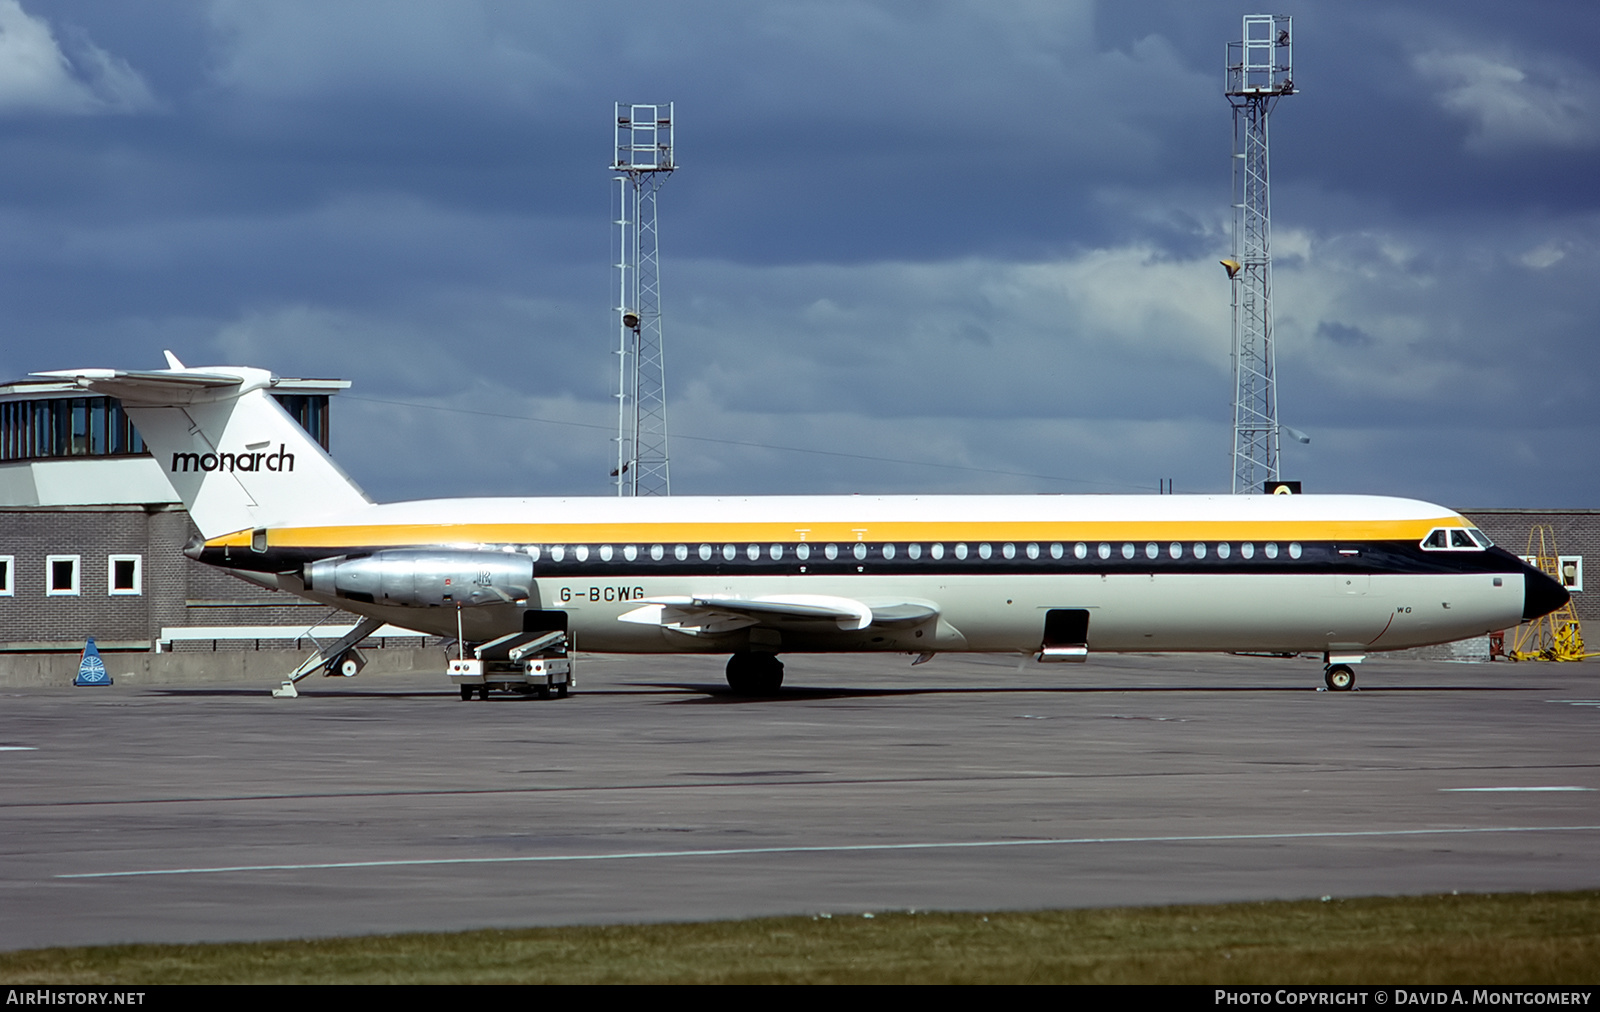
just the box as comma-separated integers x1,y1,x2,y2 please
0,1,1595,507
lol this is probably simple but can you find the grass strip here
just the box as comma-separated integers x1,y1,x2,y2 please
3,891,1598,984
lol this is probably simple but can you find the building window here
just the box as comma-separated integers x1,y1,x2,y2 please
1560,556,1583,593
46,555,80,596
0,556,12,596
0,392,330,461
108,555,142,596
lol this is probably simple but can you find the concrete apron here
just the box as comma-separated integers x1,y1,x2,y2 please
0,647,450,688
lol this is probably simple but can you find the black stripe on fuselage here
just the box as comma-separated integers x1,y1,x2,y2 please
202,541,1528,579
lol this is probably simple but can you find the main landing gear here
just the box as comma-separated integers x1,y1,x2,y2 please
726,651,784,696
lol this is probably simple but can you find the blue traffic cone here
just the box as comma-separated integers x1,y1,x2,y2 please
74,637,112,686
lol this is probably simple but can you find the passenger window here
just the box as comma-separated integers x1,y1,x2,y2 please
824,544,839,560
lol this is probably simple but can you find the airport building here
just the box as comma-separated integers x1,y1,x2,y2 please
0,374,384,653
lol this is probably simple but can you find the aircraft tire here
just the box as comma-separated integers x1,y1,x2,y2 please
1325,664,1356,691
460,685,473,701
726,652,784,695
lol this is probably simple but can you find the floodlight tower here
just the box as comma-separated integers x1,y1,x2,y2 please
613,102,675,496
1224,15,1294,494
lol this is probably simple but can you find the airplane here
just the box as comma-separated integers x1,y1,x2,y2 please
33,354,1570,698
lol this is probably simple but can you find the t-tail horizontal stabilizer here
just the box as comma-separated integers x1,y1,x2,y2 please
33,354,371,539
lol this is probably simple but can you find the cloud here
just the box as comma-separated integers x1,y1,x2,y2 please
0,0,155,115
1414,49,1600,153
1519,242,1567,269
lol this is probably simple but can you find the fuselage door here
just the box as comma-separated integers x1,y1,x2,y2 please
1039,608,1090,662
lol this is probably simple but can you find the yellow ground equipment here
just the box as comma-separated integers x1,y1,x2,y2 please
1509,526,1593,661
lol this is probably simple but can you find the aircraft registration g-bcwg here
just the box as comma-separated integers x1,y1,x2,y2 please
33,356,1570,697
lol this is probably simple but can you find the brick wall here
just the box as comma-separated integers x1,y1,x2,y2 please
1460,509,1596,624
0,505,374,651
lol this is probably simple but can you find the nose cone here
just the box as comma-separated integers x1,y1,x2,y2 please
182,535,205,561
1522,562,1570,621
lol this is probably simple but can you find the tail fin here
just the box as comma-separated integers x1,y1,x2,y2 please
33,356,372,539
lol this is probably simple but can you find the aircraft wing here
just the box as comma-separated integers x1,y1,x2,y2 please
618,594,938,635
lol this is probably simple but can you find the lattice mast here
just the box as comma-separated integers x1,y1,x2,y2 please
1225,16,1294,493
613,102,675,496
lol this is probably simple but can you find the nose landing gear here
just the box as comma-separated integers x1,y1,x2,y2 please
1324,664,1356,691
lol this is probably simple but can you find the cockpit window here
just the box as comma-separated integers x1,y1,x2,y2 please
1420,527,1486,551
1469,527,1493,547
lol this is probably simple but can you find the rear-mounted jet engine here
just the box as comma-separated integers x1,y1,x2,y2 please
305,550,534,607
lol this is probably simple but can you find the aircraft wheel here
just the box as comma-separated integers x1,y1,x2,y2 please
556,684,569,698
460,685,473,701
725,652,784,695
1325,664,1356,691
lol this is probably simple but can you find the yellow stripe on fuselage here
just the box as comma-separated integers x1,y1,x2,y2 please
209,517,1463,551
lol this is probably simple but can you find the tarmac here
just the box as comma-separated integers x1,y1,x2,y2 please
1,650,1596,951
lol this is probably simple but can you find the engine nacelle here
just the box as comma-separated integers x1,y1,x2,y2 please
305,550,535,608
